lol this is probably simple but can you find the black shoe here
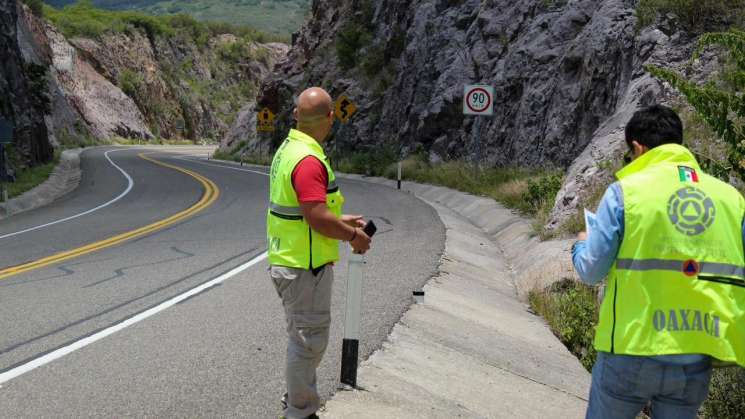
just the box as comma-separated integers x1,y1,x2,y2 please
280,393,288,410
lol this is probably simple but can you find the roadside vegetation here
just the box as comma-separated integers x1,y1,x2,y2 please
44,0,309,39
41,0,282,43
636,0,745,31
3,150,60,199
220,143,565,231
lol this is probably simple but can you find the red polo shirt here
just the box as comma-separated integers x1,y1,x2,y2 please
291,156,328,204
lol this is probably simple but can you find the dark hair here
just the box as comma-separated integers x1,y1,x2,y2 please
625,105,683,149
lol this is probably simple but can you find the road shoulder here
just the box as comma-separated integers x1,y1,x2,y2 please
321,175,590,418
0,148,83,219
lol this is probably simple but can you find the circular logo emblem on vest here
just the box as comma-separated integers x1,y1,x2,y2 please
667,187,716,236
682,260,700,277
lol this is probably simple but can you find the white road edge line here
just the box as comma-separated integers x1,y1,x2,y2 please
0,251,268,386
0,149,135,240
175,155,269,176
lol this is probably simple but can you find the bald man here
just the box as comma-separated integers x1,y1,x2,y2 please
267,87,371,419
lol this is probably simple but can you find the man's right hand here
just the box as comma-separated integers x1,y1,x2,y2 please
350,228,371,254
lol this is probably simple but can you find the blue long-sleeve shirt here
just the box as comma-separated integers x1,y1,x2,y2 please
571,182,745,364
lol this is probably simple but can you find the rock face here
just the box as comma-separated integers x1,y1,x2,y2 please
47,24,154,141
0,0,53,166
254,0,714,229
11,1,288,157
256,0,638,166
547,21,706,229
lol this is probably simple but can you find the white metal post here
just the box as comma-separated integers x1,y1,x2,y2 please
340,252,365,388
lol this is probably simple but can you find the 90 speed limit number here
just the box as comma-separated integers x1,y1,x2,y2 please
463,85,494,116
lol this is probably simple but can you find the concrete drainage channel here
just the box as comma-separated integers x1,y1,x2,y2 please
320,173,591,419
0,148,83,219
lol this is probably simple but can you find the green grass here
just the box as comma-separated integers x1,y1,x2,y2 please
4,153,59,199
376,155,564,221
529,279,599,371
636,0,745,31
44,0,308,39
44,1,282,42
226,146,564,222
112,137,199,145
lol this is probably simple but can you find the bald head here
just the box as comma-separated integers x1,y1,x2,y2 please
294,87,334,142
295,87,333,125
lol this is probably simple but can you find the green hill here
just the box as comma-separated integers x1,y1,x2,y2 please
43,0,310,38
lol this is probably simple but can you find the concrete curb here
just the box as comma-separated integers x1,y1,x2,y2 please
319,174,590,418
0,148,83,219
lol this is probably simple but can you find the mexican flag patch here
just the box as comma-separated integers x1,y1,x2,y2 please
678,166,699,183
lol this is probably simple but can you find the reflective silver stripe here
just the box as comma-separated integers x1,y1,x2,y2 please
700,263,745,278
616,259,745,279
269,203,303,216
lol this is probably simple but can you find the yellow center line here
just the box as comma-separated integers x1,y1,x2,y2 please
0,152,220,281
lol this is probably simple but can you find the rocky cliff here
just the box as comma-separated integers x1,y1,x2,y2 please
0,0,53,167
7,0,288,169
252,0,719,229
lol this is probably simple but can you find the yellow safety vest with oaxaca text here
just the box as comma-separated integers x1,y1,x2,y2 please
594,144,745,366
267,129,344,269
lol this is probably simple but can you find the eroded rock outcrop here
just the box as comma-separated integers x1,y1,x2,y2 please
252,0,717,230
0,0,53,166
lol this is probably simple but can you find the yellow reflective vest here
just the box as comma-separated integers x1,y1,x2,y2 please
267,129,344,269
594,144,745,366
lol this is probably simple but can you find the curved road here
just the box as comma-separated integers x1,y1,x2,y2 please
0,146,444,418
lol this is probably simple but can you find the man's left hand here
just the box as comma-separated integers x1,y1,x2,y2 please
341,214,366,228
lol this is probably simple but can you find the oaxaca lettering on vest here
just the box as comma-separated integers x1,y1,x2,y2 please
652,309,720,337
593,144,745,367
267,129,345,270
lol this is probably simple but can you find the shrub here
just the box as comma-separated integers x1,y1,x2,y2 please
24,63,51,115
636,0,745,31
360,44,386,78
22,0,44,17
647,29,745,182
336,24,373,70
118,69,143,98
529,279,599,371
522,173,563,214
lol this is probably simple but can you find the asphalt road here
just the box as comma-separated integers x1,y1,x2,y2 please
0,146,444,418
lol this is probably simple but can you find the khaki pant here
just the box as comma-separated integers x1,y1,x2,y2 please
270,265,334,419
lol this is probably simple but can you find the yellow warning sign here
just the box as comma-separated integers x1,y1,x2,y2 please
334,95,357,124
257,108,275,133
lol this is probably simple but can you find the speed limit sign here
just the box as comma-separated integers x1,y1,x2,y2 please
463,85,494,116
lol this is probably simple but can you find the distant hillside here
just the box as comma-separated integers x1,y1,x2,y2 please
43,0,310,38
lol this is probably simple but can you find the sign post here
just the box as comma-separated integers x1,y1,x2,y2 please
0,118,14,204
334,95,357,124
257,108,276,133
463,85,494,116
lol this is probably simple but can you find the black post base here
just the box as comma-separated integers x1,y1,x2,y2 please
340,338,359,387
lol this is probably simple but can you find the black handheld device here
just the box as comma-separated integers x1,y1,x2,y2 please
363,220,377,237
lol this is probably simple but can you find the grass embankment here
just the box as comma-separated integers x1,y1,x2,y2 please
217,146,566,230
637,0,745,31
40,0,282,43
4,152,60,199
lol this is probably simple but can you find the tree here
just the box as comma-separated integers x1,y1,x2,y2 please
647,30,745,180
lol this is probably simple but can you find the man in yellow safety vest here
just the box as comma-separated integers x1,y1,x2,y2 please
267,87,371,419
572,105,745,419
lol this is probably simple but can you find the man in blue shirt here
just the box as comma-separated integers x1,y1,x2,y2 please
572,105,745,419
